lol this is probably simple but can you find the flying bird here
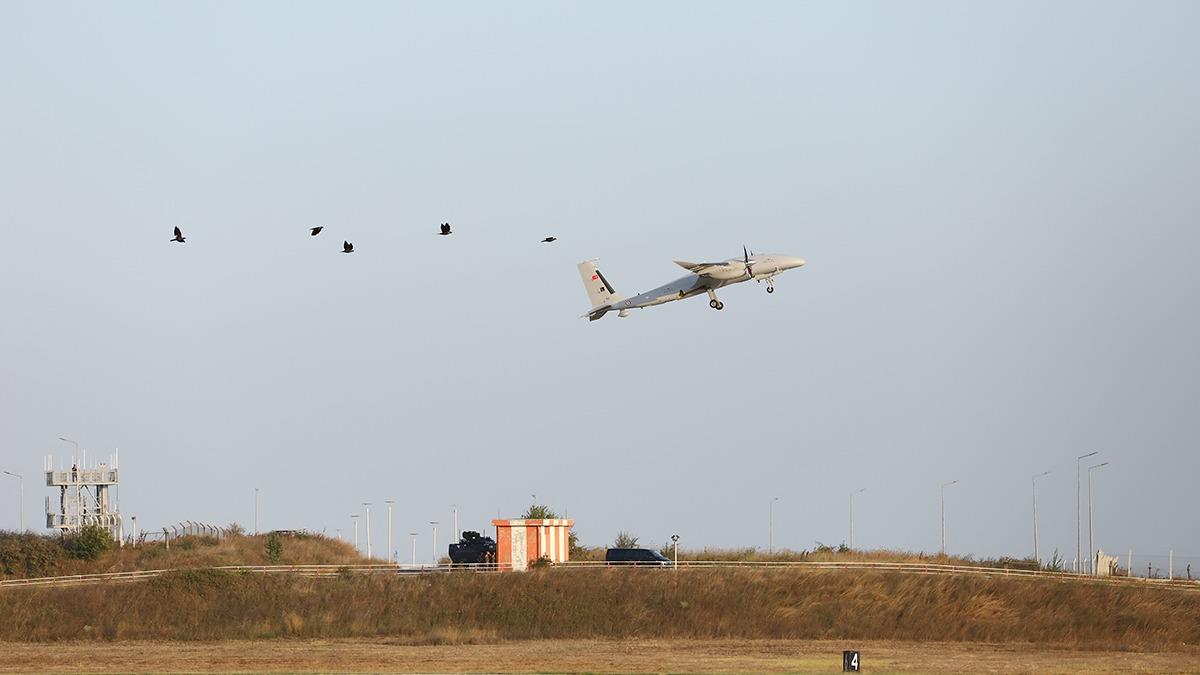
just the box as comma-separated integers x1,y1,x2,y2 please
439,222,452,236
170,226,186,243
310,226,323,236
341,240,354,254
541,236,557,243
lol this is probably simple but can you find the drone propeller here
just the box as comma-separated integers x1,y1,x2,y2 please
744,245,755,278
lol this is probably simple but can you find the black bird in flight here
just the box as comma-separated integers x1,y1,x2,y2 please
439,222,452,236
310,226,323,236
541,236,557,243
341,240,354,254
170,226,186,243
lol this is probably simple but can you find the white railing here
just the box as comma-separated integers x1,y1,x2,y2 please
45,469,118,485
2,560,1198,591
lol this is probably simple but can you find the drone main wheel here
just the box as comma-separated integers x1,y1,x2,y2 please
715,302,725,310
709,299,719,309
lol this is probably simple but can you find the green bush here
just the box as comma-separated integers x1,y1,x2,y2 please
63,525,112,561
265,533,284,563
0,532,64,577
174,535,219,551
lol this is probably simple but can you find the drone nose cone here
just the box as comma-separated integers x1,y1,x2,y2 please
788,256,806,269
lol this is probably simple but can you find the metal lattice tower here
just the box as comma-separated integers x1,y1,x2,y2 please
44,450,122,541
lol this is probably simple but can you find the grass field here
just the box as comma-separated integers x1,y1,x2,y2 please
1,638,1197,673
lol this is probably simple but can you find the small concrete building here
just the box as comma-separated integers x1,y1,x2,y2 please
492,518,573,571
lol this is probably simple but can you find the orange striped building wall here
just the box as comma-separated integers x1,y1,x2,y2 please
492,518,574,572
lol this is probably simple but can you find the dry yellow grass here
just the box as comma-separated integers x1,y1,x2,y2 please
0,638,1197,673
2,567,1198,649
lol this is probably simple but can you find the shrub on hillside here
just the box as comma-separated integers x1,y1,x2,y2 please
0,532,63,577
62,525,112,561
174,535,218,551
265,534,284,563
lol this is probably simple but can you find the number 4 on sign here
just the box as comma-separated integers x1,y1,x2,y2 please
842,650,861,672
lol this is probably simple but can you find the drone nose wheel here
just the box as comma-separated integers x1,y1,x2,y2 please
766,286,774,294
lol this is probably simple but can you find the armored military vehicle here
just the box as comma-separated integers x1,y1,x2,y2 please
448,530,497,566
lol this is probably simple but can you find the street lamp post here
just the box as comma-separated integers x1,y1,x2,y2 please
409,532,419,567
430,521,439,566
2,471,22,532
1032,471,1050,564
351,514,360,552
452,504,459,543
363,503,372,559
850,488,865,550
1080,449,1099,569
768,496,779,555
1088,462,1109,575
58,437,79,465
384,500,395,564
940,480,959,556
254,487,259,535
670,534,679,570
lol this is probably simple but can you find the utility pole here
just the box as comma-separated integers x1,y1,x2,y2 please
384,500,395,564
1032,471,1050,563
1076,451,1098,573
671,534,679,570
940,480,958,556
430,521,439,566
363,502,372,559
2,471,22,532
849,488,865,549
1087,462,1108,575
254,487,259,535
768,496,779,554
452,504,459,543
409,532,419,567
351,514,360,552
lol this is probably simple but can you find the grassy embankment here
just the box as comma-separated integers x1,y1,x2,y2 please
0,530,364,579
2,565,1198,649
4,532,1195,650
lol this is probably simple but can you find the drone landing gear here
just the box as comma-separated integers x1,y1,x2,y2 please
764,277,775,294
707,290,724,311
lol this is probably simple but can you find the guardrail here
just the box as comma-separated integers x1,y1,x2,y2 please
2,560,1198,591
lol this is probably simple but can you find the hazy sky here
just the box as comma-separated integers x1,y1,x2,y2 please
2,2,1197,568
